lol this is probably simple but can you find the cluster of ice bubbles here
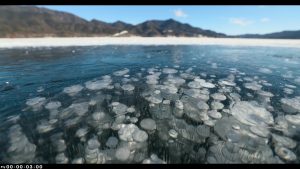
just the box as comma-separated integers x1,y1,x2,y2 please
3,65,300,164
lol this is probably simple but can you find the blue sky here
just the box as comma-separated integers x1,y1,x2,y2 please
41,5,300,35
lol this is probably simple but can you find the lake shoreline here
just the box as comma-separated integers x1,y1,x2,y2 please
1,37,300,48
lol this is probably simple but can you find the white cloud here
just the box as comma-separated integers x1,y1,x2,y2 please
229,18,254,26
174,9,188,18
260,17,270,23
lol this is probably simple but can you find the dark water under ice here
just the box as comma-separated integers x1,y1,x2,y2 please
0,45,300,164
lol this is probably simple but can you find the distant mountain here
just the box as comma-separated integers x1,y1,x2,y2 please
0,5,225,38
236,30,300,39
111,21,134,31
1,6,300,39
130,19,226,37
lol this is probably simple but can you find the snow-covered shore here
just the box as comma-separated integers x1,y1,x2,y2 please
1,37,300,48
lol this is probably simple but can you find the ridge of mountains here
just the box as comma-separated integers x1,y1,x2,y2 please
0,5,300,39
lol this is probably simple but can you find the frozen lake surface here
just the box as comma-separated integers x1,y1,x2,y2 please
0,45,300,164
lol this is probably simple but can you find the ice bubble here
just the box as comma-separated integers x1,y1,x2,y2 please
283,88,294,95
282,71,294,79
280,97,300,113
257,90,274,98
243,77,253,81
132,129,148,142
6,125,37,163
196,125,211,138
112,102,120,106
87,137,100,150
63,85,83,96
140,118,156,131
211,63,218,69
199,112,210,121
211,93,226,101
222,109,231,114
218,80,236,87
207,110,222,119
115,147,130,161
201,82,215,89
258,68,272,74
175,100,184,110
112,103,128,115
162,68,178,74
68,102,89,116
142,154,166,164
180,72,195,80
246,93,253,97
183,102,203,122
85,149,100,164
232,124,240,130
85,78,112,90
168,129,178,139
106,136,119,149
114,115,125,124
163,100,170,104
36,121,54,133
54,139,67,152
146,74,160,85
121,84,135,91
285,114,300,125
113,68,130,76
272,134,297,149
85,147,99,157
49,119,58,125
249,126,270,138
160,84,178,94
121,78,131,84
244,82,262,91
118,124,139,142
275,146,297,161
275,116,289,131
130,117,138,123
197,101,209,110
294,77,300,84
89,100,97,107
75,128,89,138
92,112,106,121
185,67,193,72
37,86,44,92
145,95,163,104
184,89,210,101
55,153,69,164
204,120,216,127
131,77,139,82
114,83,121,89
188,81,203,89
26,97,46,111
165,76,186,87
226,130,241,143
230,101,274,126
211,101,224,110
126,106,136,113
6,115,20,123
285,84,297,89
45,101,61,110
72,158,84,164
